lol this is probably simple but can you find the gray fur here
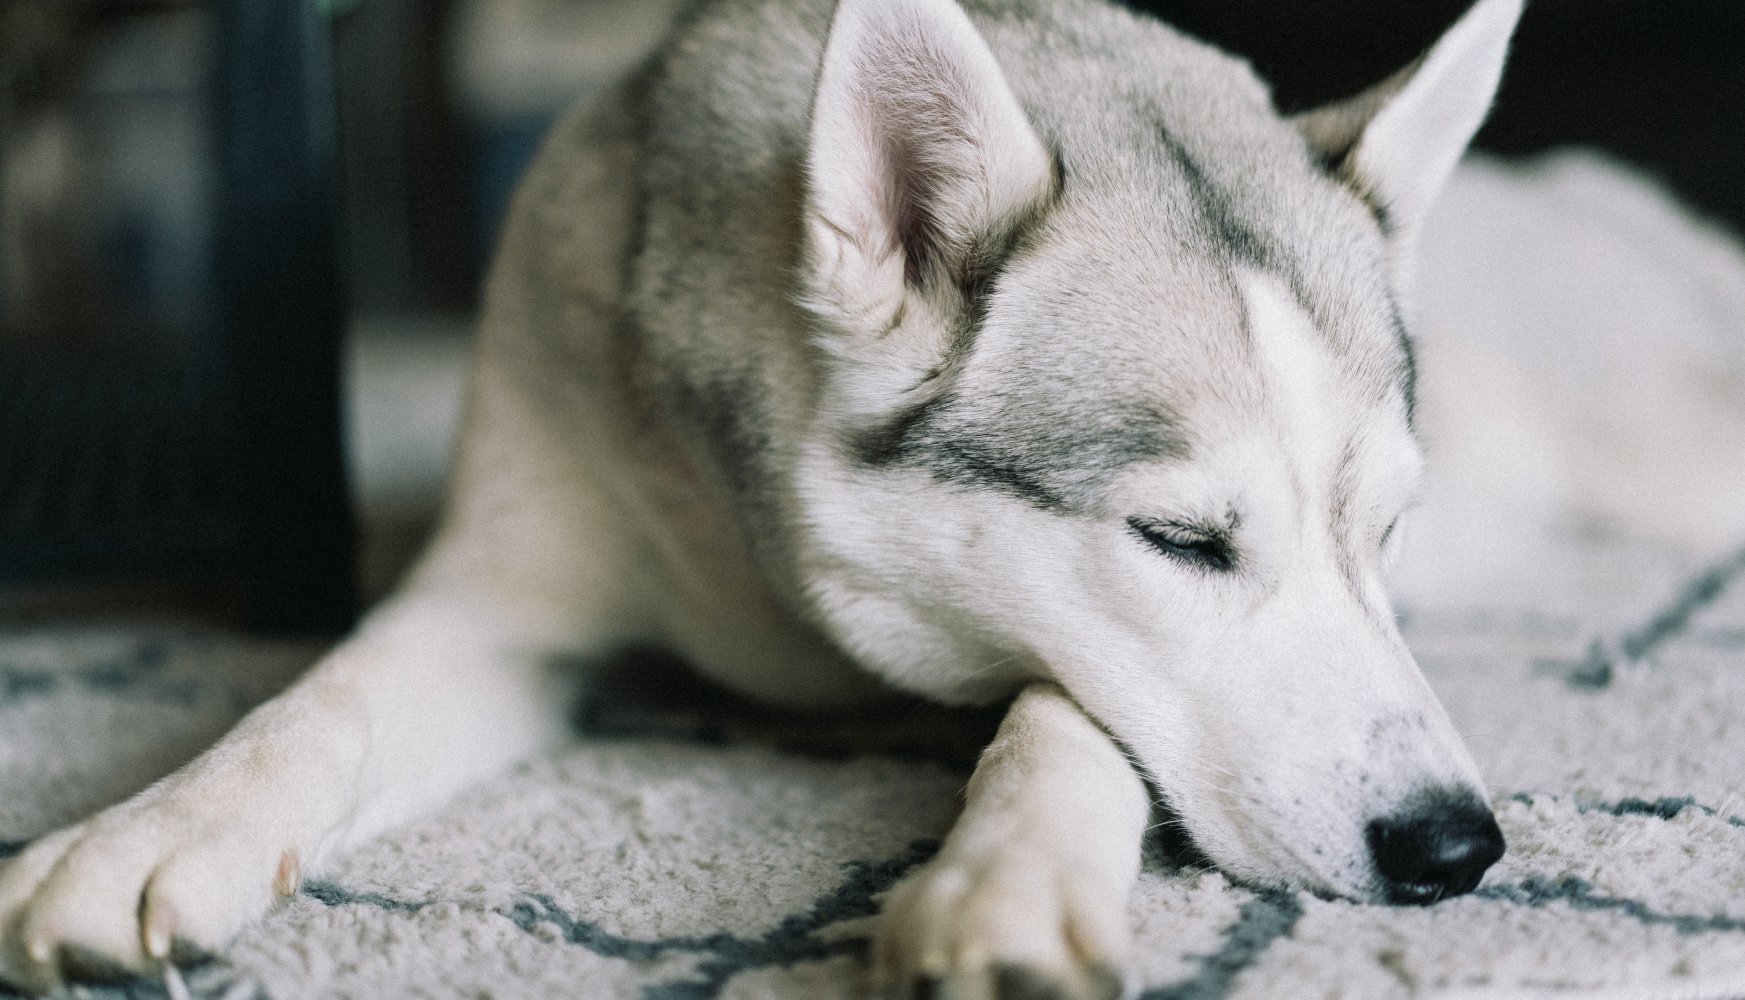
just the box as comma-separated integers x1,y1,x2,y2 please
0,3,1524,992
620,0,1415,542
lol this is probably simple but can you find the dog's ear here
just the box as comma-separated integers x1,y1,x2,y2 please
1296,0,1521,275
799,0,1054,399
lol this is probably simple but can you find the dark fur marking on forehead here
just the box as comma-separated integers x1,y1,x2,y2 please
956,144,1067,325
909,432,1077,512
1389,298,1418,428
854,167,1065,468
1157,128,1270,269
854,393,937,468
1192,141,1417,434
1314,151,1396,239
1302,151,1416,425
1329,440,1367,600
856,387,1188,515
855,388,1074,512
848,148,1177,514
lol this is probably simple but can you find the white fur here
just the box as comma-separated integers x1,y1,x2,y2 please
794,268,1458,896
0,0,1530,996
802,0,1055,418
1398,151,1745,611
1351,0,1520,238
1297,0,1521,296
874,684,1147,995
1244,272,1347,498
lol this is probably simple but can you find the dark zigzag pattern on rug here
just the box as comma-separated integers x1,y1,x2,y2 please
302,845,1303,1000
6,628,1743,997
1556,541,1745,689
1509,792,1745,829
0,956,245,1000
16,879,1713,1000
304,839,939,1000
1476,876,1745,933
298,855,1745,998
9,787,1745,1000
0,640,206,707
7,846,1730,999
1138,890,1303,1000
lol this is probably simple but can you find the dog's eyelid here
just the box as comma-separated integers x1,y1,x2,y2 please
1128,514,1225,540
1381,496,1423,536
1125,515,1239,572
1377,493,1424,548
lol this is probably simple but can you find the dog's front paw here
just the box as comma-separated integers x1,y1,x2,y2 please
0,793,297,994
872,844,1129,1000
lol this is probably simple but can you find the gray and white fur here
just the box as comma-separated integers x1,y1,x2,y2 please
1,0,1525,996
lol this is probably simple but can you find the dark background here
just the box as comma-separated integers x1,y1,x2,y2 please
1148,0,1745,238
329,0,1745,313
0,0,1739,631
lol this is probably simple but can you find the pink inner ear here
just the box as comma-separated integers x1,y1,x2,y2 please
878,128,945,282
859,40,984,282
806,0,1053,313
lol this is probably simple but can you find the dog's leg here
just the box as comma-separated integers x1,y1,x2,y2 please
0,555,614,993
0,600,565,991
0,357,644,992
874,683,1149,1000
0,83,654,993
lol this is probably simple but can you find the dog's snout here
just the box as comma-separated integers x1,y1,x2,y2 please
1366,789,1505,905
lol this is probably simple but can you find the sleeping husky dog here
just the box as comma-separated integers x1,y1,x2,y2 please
1,0,1522,994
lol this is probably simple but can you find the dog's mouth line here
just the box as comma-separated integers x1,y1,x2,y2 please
1079,711,1342,889
1068,699,1457,904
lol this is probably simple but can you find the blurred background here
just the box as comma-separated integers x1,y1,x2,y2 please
0,0,1740,633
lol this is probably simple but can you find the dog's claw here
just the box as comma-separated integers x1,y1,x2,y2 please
143,898,176,960
23,932,52,967
0,800,289,994
273,850,301,898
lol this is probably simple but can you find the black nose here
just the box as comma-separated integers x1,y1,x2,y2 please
1366,789,1505,905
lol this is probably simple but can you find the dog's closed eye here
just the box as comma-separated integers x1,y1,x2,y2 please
1127,517,1237,572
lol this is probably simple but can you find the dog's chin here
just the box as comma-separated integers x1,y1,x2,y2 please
1154,814,1381,904
1205,858,1384,905
1216,861,1355,902
1187,820,1500,907
1201,845,1458,907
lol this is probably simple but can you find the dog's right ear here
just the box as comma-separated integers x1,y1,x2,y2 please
1295,0,1521,293
799,0,1055,408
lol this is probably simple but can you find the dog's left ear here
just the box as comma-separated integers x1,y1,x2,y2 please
1296,0,1522,271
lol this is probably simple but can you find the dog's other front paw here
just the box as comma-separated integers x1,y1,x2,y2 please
872,844,1129,1000
0,796,297,995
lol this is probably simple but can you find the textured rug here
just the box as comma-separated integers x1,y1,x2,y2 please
4,155,1745,1000
3,541,1745,1000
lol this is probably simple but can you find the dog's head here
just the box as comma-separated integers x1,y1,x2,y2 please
793,0,1520,903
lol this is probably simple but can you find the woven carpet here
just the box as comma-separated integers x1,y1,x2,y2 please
3,154,1744,999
